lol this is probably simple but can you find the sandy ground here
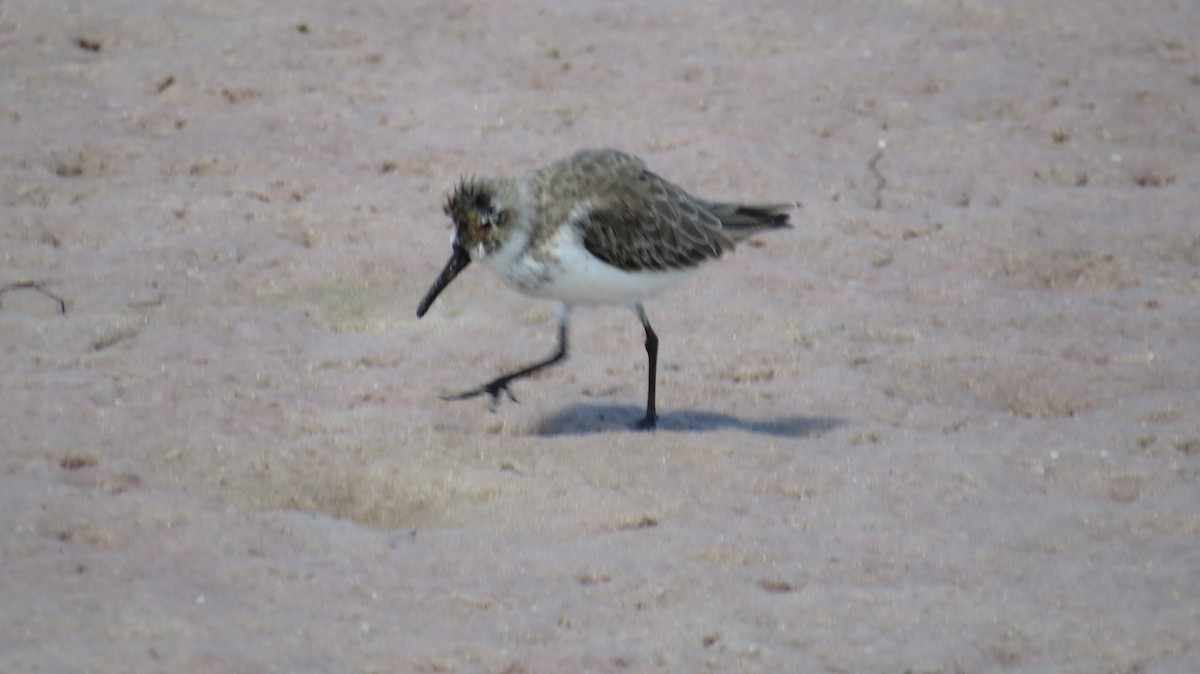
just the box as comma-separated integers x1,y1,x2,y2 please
3,0,1199,672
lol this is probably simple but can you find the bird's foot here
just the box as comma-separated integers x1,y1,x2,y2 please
440,377,520,412
632,413,658,431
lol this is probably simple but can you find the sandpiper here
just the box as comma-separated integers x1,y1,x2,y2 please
417,149,794,430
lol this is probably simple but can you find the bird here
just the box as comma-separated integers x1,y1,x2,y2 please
416,148,794,430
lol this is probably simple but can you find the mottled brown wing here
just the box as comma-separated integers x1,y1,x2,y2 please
572,160,735,273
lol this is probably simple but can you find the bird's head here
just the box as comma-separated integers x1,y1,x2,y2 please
417,178,516,318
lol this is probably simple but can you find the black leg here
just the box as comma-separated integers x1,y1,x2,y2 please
634,304,658,430
443,306,569,410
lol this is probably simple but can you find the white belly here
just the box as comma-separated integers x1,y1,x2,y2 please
482,225,700,306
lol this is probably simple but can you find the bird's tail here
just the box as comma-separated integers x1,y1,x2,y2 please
709,201,797,241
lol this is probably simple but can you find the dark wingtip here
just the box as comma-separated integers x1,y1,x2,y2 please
769,201,800,229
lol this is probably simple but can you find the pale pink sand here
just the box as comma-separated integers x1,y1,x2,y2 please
2,1,1198,672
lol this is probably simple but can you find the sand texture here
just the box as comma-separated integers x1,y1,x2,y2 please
2,1,1198,672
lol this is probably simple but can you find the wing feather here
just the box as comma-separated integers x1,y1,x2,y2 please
544,150,734,272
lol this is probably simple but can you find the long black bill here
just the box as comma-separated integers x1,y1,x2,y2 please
416,245,471,318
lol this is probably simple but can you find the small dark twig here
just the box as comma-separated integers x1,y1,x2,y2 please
0,281,67,314
867,149,886,210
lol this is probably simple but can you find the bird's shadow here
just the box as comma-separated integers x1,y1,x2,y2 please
533,404,842,437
